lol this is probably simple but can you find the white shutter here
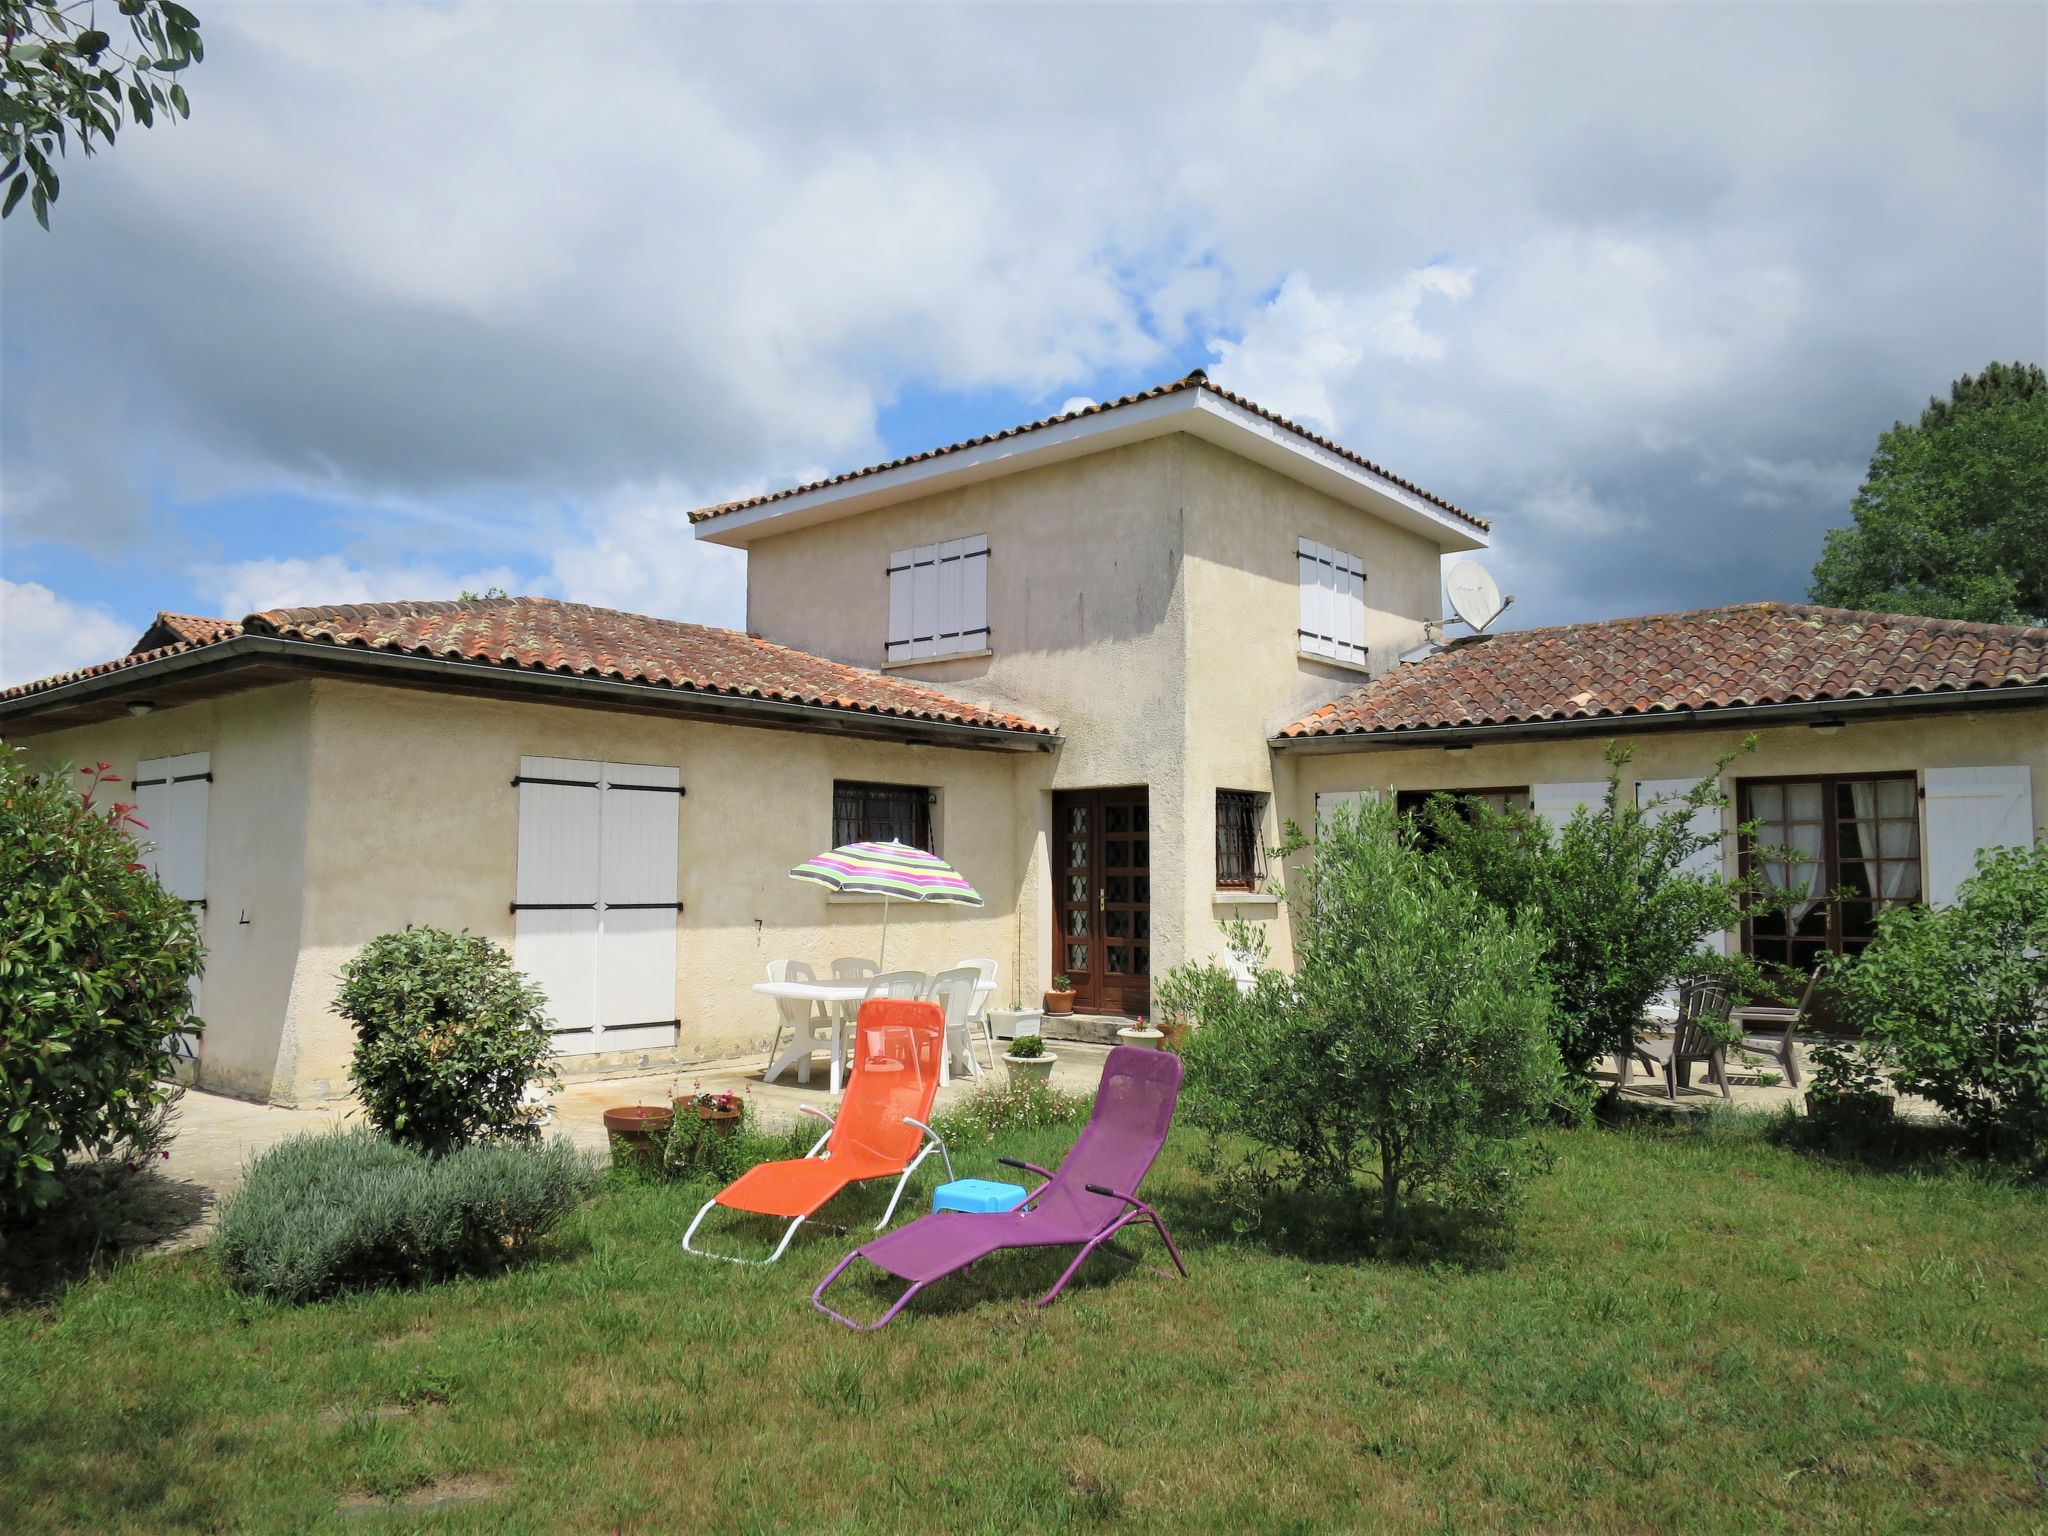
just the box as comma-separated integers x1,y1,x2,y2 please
1923,765,2035,908
1299,539,1366,664
935,538,965,654
597,761,682,1049
1315,788,1379,824
1637,776,1729,954
515,756,601,1042
958,534,989,653
1532,781,1606,835
910,543,940,660
886,547,915,663
133,753,209,1058
1338,547,1367,665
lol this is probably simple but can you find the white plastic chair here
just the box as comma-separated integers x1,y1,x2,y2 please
763,959,834,1085
956,957,1000,1069
925,966,985,1085
866,970,927,1001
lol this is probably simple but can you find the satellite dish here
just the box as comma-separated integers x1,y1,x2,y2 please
1443,559,1510,633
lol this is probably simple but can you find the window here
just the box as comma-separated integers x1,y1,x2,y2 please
834,780,935,852
1395,787,1532,821
887,535,989,662
1297,537,1367,666
1739,774,1921,975
1215,790,1266,890
1396,787,1531,851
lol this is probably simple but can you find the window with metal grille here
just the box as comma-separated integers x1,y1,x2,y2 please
833,780,935,852
1215,790,1265,890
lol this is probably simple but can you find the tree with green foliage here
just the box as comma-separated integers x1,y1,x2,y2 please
1419,743,1778,1114
1824,838,2048,1168
1809,362,2048,624
335,927,558,1156
0,751,202,1223
2,0,202,227
1174,796,1559,1238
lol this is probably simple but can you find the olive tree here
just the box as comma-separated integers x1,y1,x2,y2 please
1175,795,1560,1237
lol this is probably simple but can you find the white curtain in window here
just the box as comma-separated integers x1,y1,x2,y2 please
1848,781,1918,900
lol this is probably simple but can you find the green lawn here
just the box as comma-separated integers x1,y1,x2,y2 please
2,1113,2045,1534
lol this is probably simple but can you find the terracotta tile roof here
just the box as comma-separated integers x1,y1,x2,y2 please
689,370,1487,534
0,612,248,703
1280,603,2048,740
130,610,240,653
2,596,1052,736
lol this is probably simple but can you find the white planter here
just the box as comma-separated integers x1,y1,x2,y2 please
990,1008,1043,1040
1002,1052,1058,1085
1115,1025,1165,1051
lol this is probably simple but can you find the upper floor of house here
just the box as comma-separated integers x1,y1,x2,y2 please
690,372,1489,744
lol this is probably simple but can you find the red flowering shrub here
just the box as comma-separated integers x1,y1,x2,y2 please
0,751,203,1224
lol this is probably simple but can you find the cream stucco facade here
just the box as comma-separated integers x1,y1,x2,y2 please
11,381,2042,1104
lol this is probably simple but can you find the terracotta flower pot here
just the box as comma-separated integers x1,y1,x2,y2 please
603,1105,674,1164
694,1105,743,1135
1043,990,1076,1016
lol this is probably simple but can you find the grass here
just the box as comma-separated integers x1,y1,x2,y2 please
2,1111,2045,1533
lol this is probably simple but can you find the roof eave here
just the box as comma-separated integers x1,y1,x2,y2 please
1269,683,2048,753
692,389,1487,553
0,634,1057,752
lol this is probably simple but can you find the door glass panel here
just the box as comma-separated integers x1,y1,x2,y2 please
1068,840,1087,867
1106,875,1130,903
1876,780,1915,817
1132,946,1149,976
1069,806,1088,836
1066,909,1089,936
1067,874,1088,903
1787,783,1823,820
1106,947,1127,974
1105,840,1129,868
1066,943,1089,972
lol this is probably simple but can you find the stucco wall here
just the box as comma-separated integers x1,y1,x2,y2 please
12,685,315,1101
277,680,1032,1101
1276,707,2048,957
1175,437,1457,975
740,431,1467,1006
742,434,1194,1004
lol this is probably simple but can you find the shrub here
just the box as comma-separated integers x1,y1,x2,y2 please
1177,795,1561,1237
0,753,202,1225
334,927,558,1154
1825,839,2048,1166
1420,741,1779,1114
929,1077,1090,1148
645,1097,815,1185
1005,1033,1046,1059
215,1129,595,1302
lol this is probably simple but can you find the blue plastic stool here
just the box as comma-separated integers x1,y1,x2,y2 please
932,1178,1028,1215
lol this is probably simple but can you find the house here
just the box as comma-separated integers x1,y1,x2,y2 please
4,370,2044,1103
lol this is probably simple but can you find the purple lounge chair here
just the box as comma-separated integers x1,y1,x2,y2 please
812,1045,1187,1331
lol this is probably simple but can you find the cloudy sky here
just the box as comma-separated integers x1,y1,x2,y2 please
3,1,2043,685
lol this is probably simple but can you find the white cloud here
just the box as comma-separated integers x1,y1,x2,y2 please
0,2,2039,634
544,483,748,630
1058,397,1098,416
0,580,138,687
191,556,524,619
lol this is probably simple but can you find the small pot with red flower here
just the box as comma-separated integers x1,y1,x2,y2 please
675,1086,746,1134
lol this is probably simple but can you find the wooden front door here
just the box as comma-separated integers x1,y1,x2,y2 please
1052,787,1151,1016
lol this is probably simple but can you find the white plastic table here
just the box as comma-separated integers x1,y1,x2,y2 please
754,980,869,1092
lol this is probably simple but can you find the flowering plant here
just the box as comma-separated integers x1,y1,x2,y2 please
675,1081,746,1114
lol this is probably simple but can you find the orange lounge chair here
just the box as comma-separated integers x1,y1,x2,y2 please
681,998,952,1265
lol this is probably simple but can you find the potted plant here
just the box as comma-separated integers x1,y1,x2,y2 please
1043,974,1076,1015
1116,1014,1164,1050
1002,1031,1059,1084
602,1104,674,1164
988,1001,1044,1041
675,1084,746,1134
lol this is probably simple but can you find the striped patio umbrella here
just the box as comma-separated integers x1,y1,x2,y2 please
789,840,982,967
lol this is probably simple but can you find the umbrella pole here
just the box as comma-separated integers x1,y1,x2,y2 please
878,895,891,969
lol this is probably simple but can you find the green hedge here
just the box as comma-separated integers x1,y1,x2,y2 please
215,1130,595,1302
